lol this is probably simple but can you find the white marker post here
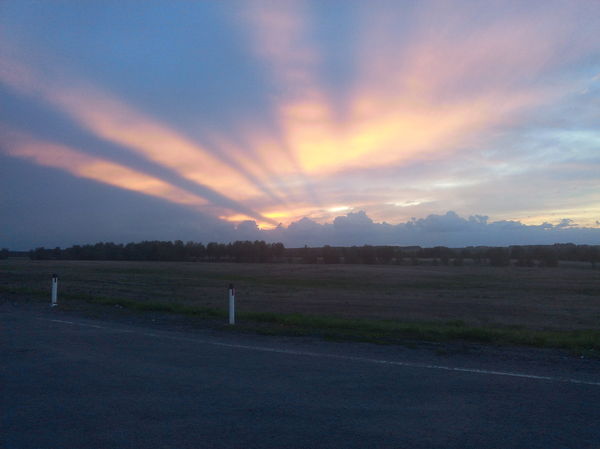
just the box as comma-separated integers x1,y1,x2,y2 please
228,283,235,325
51,274,58,307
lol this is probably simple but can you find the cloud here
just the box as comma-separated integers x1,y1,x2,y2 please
0,127,209,209
556,218,576,229
235,0,600,227
334,210,374,231
248,211,600,247
0,50,279,224
0,158,237,250
406,211,471,233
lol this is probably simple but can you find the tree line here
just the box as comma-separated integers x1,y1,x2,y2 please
28,240,285,263
24,241,599,268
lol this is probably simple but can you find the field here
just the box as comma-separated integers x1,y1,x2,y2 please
2,259,600,349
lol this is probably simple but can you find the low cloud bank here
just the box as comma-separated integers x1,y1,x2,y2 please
236,211,600,247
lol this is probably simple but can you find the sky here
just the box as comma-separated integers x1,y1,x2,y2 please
1,0,600,250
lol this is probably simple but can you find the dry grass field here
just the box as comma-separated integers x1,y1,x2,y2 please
2,259,599,332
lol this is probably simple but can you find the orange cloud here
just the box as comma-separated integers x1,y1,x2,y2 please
0,52,287,210
58,90,263,200
241,1,569,180
1,128,210,208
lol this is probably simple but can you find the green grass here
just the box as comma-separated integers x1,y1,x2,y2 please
3,284,599,353
238,311,600,352
0,285,224,318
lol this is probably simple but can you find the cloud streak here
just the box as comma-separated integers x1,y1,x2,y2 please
0,49,278,224
1,127,210,208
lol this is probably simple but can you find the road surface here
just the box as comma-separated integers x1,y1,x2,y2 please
2,302,599,448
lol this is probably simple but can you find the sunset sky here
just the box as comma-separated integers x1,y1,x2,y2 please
2,0,600,249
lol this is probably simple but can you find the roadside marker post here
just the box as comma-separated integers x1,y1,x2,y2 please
51,274,58,307
228,283,235,325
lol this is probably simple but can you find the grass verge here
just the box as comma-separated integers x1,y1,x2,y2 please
240,312,600,353
2,285,599,354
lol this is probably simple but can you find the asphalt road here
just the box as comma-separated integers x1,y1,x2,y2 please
2,303,600,449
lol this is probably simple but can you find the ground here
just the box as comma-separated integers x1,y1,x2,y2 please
3,260,600,447
2,259,599,330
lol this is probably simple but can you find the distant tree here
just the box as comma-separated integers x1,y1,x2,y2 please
230,241,250,262
322,245,339,264
342,246,360,264
472,248,484,265
206,242,221,261
50,247,61,260
0,248,9,259
376,246,394,264
393,248,404,265
554,243,577,261
271,242,285,261
538,247,558,267
301,245,318,264
510,245,522,262
431,246,452,266
584,246,599,269
173,240,185,260
359,245,376,264
488,247,510,267
460,248,472,262
255,240,269,263
516,250,535,267
185,241,206,261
